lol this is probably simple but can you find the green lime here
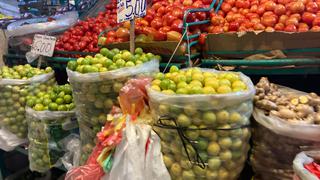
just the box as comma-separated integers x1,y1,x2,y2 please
26,99,36,107
45,67,52,73
111,48,120,54
48,103,58,111
43,98,52,106
34,104,44,111
135,47,143,55
67,61,78,71
63,95,72,104
100,48,110,56
55,98,64,105
103,59,113,67
58,91,65,98
57,105,67,111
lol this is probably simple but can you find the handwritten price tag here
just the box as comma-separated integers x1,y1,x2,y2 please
31,34,56,57
117,0,147,23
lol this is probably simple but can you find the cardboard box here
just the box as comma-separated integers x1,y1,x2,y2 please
204,31,320,59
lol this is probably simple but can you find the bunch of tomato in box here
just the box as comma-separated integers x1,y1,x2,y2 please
207,0,320,34
54,0,119,53
101,0,212,46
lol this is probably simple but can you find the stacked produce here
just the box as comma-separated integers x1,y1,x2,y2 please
148,67,255,180
54,0,118,53
67,48,159,164
208,0,320,33
0,65,55,139
251,77,320,180
26,84,76,172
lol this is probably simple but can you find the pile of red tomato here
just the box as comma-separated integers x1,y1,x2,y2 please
208,0,320,33
55,0,119,53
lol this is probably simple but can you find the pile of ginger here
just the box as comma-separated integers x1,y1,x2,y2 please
254,77,320,124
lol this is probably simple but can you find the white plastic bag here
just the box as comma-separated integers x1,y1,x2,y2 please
103,119,170,180
293,152,319,180
0,128,27,151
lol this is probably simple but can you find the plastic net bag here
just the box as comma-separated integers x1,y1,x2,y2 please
67,59,159,164
251,109,320,180
0,67,55,150
26,107,77,172
293,151,320,180
147,68,255,180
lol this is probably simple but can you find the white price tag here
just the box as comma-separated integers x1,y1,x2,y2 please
117,0,147,23
31,34,56,57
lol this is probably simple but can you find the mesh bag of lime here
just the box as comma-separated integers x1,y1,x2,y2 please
0,65,55,142
67,47,160,164
26,84,77,172
147,67,255,180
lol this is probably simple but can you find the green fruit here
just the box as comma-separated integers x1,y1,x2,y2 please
116,59,126,67
185,125,199,140
195,138,208,151
160,79,170,90
121,51,132,61
125,61,135,67
100,48,110,56
58,105,67,111
63,95,72,104
67,61,77,71
220,150,232,161
170,163,182,177
218,137,232,149
207,142,220,156
104,59,113,67
208,158,221,170
135,47,143,54
182,170,195,180
34,104,44,111
177,114,191,127
55,98,64,105
163,155,173,168
169,66,179,73
206,170,218,179
48,103,58,111
202,112,216,125
193,166,206,176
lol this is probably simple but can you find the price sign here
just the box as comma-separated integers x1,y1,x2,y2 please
117,0,147,23
31,34,56,57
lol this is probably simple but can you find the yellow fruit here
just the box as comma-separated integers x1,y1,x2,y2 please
229,112,242,124
225,73,239,82
207,142,220,156
192,73,204,82
190,80,203,87
177,81,188,89
203,86,216,94
203,72,217,78
165,73,172,79
219,79,231,86
205,79,219,89
151,79,161,86
151,85,161,91
232,80,247,90
162,89,175,95
217,85,232,94
216,110,230,124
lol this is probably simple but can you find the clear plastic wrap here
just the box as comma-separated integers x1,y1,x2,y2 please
26,107,77,172
147,69,255,180
67,59,159,164
251,109,320,180
5,11,79,38
0,72,55,146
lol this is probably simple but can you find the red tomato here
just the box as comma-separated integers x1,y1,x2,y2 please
152,2,162,11
261,15,277,27
157,6,166,15
221,2,232,13
171,19,184,32
284,24,297,32
192,1,204,8
153,31,167,41
198,33,207,45
288,2,305,14
229,21,240,31
167,31,183,41
275,23,285,31
313,17,320,26
159,26,171,33
196,12,207,21
257,5,266,16
144,15,154,23
172,7,184,19
279,15,289,24
115,27,130,38
286,17,299,26
151,17,163,30
265,27,275,32
311,25,320,31
107,31,116,37
302,12,316,25
225,0,235,6
164,14,177,26
211,14,225,26
298,23,309,32
211,26,224,33
306,2,319,13
106,36,116,44
274,4,286,15
264,1,276,11
254,23,266,30
250,5,258,13
235,0,250,8
290,14,301,21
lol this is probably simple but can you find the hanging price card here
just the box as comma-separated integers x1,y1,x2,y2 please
31,34,56,57
117,0,147,23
